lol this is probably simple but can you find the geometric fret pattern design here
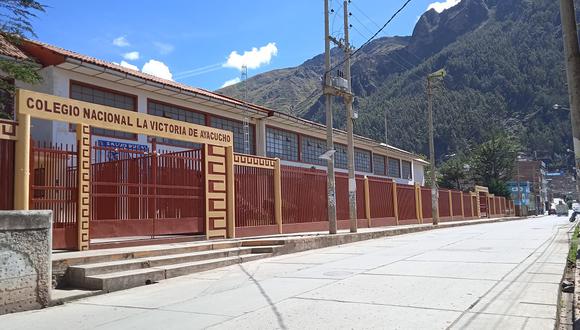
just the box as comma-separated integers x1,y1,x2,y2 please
77,124,90,250
0,119,17,141
205,145,228,239
234,153,276,169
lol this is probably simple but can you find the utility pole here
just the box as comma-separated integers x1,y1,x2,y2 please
324,0,338,234
384,108,388,145
427,69,446,225
559,0,580,201
343,0,357,233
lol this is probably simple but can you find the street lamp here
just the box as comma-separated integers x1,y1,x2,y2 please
553,104,571,111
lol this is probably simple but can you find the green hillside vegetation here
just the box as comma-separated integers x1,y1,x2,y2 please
220,0,571,168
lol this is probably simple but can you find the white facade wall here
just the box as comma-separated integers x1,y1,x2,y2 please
24,65,426,185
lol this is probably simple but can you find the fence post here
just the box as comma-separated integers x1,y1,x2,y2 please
76,124,91,251
415,183,423,223
274,158,283,234
364,176,371,228
392,182,399,225
14,112,30,210
448,190,453,220
471,193,476,218
225,146,236,238
460,191,465,220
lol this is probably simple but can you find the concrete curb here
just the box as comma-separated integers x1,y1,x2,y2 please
269,216,526,257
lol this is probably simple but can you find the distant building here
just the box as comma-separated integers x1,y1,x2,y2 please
546,171,577,200
512,160,547,214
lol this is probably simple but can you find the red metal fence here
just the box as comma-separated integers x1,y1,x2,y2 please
30,142,78,250
235,165,275,228
368,177,395,224
439,189,451,218
281,166,327,224
397,185,417,223
463,194,473,218
0,139,14,210
451,191,463,217
336,173,365,221
91,144,205,238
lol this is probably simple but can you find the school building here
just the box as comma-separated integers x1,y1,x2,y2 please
0,39,511,251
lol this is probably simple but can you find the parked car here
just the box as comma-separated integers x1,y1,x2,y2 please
548,208,556,215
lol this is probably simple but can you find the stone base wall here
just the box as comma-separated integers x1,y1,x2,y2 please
0,211,52,315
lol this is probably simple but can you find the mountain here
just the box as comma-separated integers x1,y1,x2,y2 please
218,0,571,166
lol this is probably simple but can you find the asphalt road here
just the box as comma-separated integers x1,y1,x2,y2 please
1,216,574,329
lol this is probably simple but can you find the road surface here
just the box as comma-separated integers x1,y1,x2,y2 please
1,216,573,329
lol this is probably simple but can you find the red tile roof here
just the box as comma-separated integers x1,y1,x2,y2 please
17,39,273,115
0,36,31,60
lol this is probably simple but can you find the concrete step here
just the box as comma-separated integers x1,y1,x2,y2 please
85,253,271,292
68,246,269,279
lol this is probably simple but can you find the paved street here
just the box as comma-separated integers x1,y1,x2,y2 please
1,216,574,329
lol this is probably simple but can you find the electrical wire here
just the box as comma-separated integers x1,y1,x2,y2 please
325,0,414,76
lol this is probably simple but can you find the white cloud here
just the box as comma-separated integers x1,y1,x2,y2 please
223,42,278,71
119,60,139,71
113,36,130,47
220,77,241,88
154,42,175,55
427,0,461,13
142,59,173,80
123,51,140,61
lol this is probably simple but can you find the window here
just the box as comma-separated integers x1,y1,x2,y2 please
70,82,137,139
334,143,347,169
301,135,326,166
148,100,205,148
266,127,298,161
388,158,401,178
373,154,386,176
355,148,372,172
402,160,412,180
211,116,255,154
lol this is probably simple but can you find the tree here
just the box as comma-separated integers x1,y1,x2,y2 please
470,132,519,197
438,155,468,190
0,0,45,119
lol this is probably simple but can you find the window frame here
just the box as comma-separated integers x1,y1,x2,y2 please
210,114,257,155
265,125,299,161
69,80,139,140
401,160,413,180
147,98,207,148
388,157,401,178
354,148,372,173
373,154,387,176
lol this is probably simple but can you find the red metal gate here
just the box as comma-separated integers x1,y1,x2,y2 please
479,192,488,217
0,139,15,210
30,142,78,250
91,143,205,239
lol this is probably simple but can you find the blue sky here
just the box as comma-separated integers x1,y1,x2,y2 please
33,0,459,91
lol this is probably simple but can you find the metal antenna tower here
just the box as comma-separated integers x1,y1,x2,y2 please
241,65,250,154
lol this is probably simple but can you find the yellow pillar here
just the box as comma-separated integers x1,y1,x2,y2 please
460,191,465,219
77,124,90,251
225,146,236,238
448,190,453,220
392,182,399,225
274,158,283,234
415,183,423,223
14,112,30,210
364,176,371,227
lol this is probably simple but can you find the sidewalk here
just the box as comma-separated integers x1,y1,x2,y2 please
1,215,567,330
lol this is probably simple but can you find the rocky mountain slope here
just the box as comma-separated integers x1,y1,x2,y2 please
219,0,570,164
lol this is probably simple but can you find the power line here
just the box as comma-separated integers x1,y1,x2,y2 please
326,0,413,75
350,1,381,29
